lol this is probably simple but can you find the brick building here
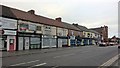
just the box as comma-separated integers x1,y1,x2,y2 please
89,26,108,42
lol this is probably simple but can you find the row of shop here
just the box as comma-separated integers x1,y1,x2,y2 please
0,6,100,51
2,32,96,51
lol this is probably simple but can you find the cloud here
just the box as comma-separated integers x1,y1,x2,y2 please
40,4,66,18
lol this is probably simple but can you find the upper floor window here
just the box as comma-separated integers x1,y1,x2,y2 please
45,26,51,31
84,33,86,35
91,34,92,38
19,23,29,30
29,24,36,31
87,33,90,37
36,26,41,31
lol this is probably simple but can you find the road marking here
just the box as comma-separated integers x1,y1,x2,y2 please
98,54,120,68
54,56,61,58
54,53,75,58
10,60,39,66
34,63,46,66
28,63,47,68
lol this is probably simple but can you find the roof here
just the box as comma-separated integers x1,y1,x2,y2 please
73,24,90,32
62,22,80,31
88,29,100,34
89,27,102,33
89,26,108,34
0,5,65,28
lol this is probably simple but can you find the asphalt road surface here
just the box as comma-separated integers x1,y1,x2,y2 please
2,45,119,68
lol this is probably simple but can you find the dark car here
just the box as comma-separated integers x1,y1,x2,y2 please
118,45,120,49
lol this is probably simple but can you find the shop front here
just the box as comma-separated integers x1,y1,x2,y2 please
70,35,76,47
76,36,82,46
42,25,57,48
18,20,42,50
1,17,17,51
88,38,96,45
42,35,57,48
57,28,68,47
89,38,93,45
57,36,68,47
2,30,16,51
18,33,42,50
83,38,89,45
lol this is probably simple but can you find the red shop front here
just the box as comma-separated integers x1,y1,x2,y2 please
2,30,16,51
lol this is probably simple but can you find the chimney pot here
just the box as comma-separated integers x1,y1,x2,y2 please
28,10,35,14
55,17,62,22
73,23,78,26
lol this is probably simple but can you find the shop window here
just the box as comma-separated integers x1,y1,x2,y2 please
45,26,51,31
29,24,36,31
84,33,86,35
19,23,28,31
87,33,90,37
30,37,40,49
37,26,41,31
91,34,92,38
10,39,14,44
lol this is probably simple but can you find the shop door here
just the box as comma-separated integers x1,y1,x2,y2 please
18,37,23,50
42,38,50,48
58,39,62,47
24,37,29,50
50,38,56,48
62,39,68,47
7,36,16,51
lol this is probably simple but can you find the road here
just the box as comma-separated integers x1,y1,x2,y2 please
2,45,119,68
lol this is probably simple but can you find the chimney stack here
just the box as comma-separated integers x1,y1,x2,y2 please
55,17,62,22
28,10,35,14
73,23,78,26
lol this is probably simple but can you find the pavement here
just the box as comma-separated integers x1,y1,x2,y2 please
2,45,119,67
1,46,82,58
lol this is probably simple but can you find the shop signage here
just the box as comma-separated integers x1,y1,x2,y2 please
1,17,17,29
19,23,29,32
3,30,16,35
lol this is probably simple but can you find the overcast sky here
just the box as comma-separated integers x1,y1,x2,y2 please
1,0,119,38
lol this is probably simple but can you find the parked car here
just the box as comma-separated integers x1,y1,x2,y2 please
99,42,107,46
109,42,114,46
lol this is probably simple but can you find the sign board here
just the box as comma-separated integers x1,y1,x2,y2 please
3,30,16,35
18,20,37,32
1,17,17,29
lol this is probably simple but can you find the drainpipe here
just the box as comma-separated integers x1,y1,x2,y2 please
16,20,19,51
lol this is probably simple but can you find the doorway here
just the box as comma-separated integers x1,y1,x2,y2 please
18,37,30,50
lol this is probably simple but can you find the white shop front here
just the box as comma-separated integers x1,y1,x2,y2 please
18,20,42,50
1,17,17,51
42,25,57,48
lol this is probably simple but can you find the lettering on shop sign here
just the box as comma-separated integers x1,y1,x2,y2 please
1,17,17,29
3,30,16,35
